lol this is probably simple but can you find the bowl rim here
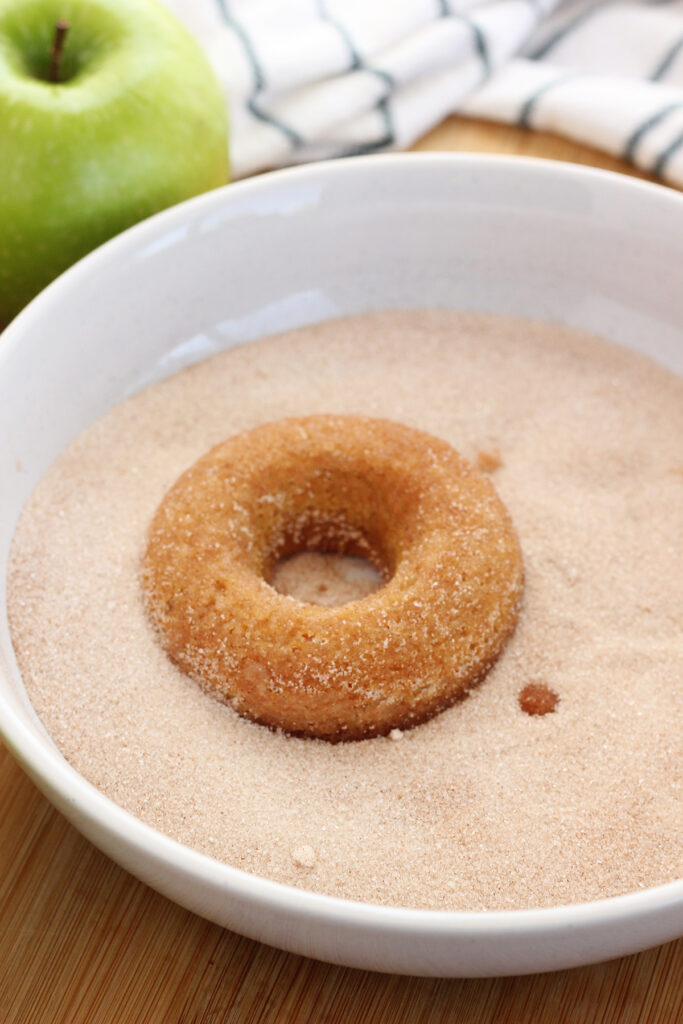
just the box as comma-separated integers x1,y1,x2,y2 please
1,152,682,940
4,150,683,351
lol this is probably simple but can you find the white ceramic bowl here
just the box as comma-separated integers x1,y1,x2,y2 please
1,155,681,977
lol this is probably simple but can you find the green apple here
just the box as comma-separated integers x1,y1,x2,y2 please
0,0,229,324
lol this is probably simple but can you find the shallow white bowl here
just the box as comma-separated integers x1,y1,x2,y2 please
0,155,681,977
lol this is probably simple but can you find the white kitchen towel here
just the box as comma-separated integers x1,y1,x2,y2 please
163,0,683,187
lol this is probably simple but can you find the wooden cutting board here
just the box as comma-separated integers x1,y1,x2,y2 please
1,118,681,1024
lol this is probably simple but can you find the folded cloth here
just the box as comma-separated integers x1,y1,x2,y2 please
163,0,683,187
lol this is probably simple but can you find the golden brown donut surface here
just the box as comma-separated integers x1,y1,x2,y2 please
141,415,524,741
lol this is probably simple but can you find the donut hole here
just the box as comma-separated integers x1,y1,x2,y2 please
267,511,388,606
253,463,404,604
272,551,383,606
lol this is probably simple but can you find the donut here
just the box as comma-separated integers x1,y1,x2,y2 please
141,415,524,741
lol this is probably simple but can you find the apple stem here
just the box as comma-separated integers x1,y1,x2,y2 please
49,20,70,84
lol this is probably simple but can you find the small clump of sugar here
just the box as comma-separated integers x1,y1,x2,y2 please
476,449,503,473
518,683,560,717
292,845,316,869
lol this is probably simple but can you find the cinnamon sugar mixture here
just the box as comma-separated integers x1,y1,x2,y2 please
8,311,683,910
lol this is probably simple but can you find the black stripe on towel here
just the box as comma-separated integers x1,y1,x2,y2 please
651,33,683,82
654,127,683,177
439,2,491,76
216,0,304,148
317,3,396,106
623,101,683,161
465,19,491,76
518,73,579,128
315,1,396,154
529,2,609,61
316,0,362,71
334,99,395,158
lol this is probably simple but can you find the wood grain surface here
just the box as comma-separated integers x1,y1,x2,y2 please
2,116,681,1023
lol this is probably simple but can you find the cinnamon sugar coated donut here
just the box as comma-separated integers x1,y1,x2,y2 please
142,415,524,740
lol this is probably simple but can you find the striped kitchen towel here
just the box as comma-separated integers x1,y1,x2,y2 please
163,0,683,187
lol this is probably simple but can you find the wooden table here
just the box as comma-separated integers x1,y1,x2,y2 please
2,118,681,1024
